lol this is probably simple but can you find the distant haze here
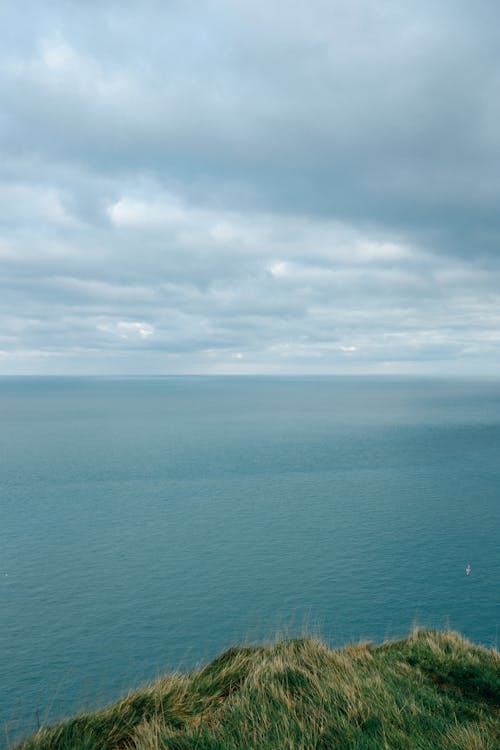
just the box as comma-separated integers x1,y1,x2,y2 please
1,1,500,374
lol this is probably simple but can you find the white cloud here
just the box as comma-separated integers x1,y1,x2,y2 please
97,321,154,339
39,39,75,71
0,348,65,359
7,33,139,106
353,240,412,263
0,183,76,227
268,341,359,359
107,196,187,228
52,278,155,302
268,261,288,278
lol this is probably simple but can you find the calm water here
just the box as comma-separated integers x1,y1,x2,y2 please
1,376,499,744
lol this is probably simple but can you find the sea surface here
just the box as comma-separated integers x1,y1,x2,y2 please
1,376,499,745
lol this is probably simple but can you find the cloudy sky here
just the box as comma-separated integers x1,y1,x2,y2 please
1,0,500,374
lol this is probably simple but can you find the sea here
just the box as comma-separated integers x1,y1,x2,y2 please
1,376,499,745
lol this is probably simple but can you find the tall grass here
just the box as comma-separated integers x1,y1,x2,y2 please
14,629,500,749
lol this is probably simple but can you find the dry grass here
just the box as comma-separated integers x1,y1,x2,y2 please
14,630,500,750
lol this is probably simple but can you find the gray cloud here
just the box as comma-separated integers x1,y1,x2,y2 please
1,1,500,373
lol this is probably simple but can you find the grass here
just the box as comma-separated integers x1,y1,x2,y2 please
14,629,500,749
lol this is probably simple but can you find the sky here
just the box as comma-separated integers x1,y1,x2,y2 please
1,0,500,375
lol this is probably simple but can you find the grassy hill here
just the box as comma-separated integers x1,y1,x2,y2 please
15,629,499,750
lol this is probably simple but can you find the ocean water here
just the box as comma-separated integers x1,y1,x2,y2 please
1,376,499,744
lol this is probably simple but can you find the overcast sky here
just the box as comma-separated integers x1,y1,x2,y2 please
1,0,500,375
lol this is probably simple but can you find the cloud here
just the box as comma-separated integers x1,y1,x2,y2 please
1,1,500,373
97,320,154,340
108,196,187,229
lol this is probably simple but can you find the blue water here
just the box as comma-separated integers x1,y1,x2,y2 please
1,376,499,744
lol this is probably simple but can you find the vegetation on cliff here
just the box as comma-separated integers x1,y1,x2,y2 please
16,629,500,750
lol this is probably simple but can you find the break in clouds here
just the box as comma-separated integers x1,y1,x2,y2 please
1,0,500,374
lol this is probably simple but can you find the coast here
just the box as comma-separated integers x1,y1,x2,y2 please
16,629,500,749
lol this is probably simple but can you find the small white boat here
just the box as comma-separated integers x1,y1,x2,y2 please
465,564,472,576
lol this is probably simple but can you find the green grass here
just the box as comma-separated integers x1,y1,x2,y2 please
14,630,500,749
